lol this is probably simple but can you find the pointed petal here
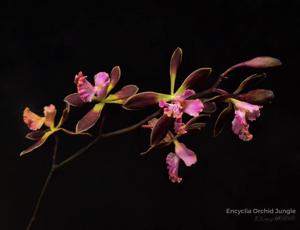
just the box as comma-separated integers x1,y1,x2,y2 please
222,57,282,77
108,66,121,93
237,89,274,105
94,72,110,99
23,107,45,131
76,103,104,133
43,104,57,128
150,114,174,146
57,103,70,127
105,85,139,104
174,141,197,166
123,92,171,110
213,104,234,137
233,73,267,95
176,68,212,95
25,130,47,140
64,93,85,107
166,152,182,183
20,132,52,156
170,47,183,95
183,99,204,117
76,74,95,102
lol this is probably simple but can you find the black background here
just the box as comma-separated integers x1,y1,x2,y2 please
2,1,299,229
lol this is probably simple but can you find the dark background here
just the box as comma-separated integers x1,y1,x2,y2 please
1,1,299,229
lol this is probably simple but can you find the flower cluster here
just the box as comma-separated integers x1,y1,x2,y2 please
21,47,281,183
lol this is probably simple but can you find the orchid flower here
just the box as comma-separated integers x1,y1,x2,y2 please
213,72,277,140
64,66,139,132
143,118,199,183
21,103,88,156
124,47,212,145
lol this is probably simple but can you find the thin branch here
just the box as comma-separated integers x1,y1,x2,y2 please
56,109,161,169
26,136,59,230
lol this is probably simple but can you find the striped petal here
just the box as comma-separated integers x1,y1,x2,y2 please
76,103,104,133
75,72,95,102
166,152,182,183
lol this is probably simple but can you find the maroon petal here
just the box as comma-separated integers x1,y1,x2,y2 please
108,66,121,93
20,132,52,156
150,114,174,146
203,102,217,113
176,68,212,95
170,47,183,94
25,130,47,140
64,93,85,107
105,85,139,104
222,57,282,77
213,104,234,137
237,89,275,105
123,92,171,110
186,122,206,131
76,103,104,133
233,73,267,95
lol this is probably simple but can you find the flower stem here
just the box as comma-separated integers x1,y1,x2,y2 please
56,109,161,169
26,136,59,230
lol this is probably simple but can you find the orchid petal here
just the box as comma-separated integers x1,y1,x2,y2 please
23,107,45,131
75,73,95,102
123,92,171,110
43,104,57,128
203,102,217,113
237,89,274,105
107,66,121,93
25,130,47,140
186,122,206,131
76,103,104,133
233,73,266,95
105,85,139,104
174,118,187,135
213,104,233,137
64,93,85,107
150,114,174,146
57,103,70,127
94,72,110,99
176,68,212,95
174,141,197,166
166,152,182,183
232,110,253,141
222,57,282,77
170,47,182,95
183,99,204,117
20,131,52,156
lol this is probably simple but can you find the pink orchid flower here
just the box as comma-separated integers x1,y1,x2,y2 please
124,47,211,143
64,66,139,133
166,140,197,183
142,118,198,183
229,98,262,141
21,104,88,156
